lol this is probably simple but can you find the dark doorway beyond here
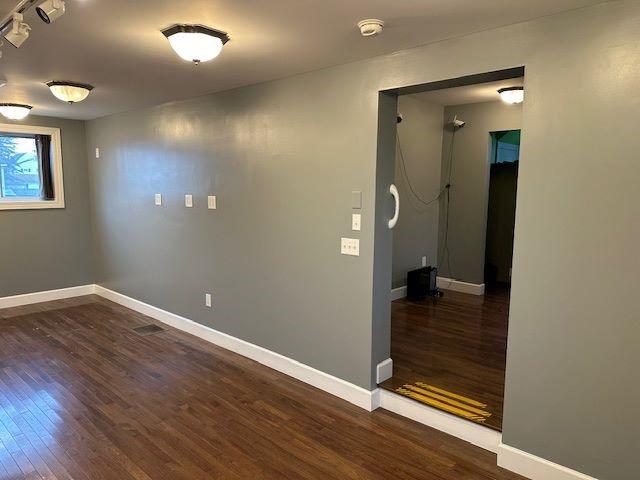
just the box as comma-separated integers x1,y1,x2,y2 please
381,285,510,431
485,130,520,287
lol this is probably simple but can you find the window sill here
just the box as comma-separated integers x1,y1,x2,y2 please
0,199,65,210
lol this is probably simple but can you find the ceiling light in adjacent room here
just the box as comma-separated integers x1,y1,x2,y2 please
4,13,31,48
357,19,384,37
0,103,32,120
47,81,94,104
498,86,524,104
36,0,66,24
162,24,230,65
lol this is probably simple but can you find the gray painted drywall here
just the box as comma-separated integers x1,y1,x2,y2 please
392,96,443,288
438,101,522,284
86,2,640,478
0,115,93,296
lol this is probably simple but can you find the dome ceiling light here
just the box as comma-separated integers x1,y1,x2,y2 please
162,24,230,65
46,81,94,104
0,103,32,120
498,86,524,104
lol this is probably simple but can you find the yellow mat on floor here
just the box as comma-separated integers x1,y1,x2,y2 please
396,382,492,423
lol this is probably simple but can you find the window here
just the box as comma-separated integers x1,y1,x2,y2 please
490,129,520,164
0,124,64,210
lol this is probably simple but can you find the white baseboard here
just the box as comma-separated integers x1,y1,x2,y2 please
437,276,485,296
498,444,598,480
391,286,406,301
0,285,96,309
376,358,393,384
379,389,501,453
94,285,378,411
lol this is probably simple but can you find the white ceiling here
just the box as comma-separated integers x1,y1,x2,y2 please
0,0,602,120
411,77,525,106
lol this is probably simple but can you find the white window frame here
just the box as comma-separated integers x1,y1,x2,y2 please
0,123,65,210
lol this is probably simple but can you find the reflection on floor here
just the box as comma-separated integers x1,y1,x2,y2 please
0,295,525,479
381,285,510,431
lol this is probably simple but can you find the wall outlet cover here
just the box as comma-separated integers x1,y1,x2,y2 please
185,194,193,208
208,195,217,210
154,194,162,206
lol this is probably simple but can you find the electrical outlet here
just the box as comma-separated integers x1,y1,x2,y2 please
154,193,162,206
207,195,217,210
95,147,100,158
422,256,427,267
352,213,361,231
185,194,193,208
341,238,360,256
205,293,212,308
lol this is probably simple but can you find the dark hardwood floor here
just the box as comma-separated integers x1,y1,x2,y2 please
381,285,510,431
0,295,525,479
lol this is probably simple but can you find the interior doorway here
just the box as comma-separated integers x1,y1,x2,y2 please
376,68,524,432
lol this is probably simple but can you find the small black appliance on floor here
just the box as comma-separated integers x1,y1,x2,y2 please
406,266,440,300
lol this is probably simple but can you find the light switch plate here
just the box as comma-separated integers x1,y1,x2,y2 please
351,191,362,209
95,147,100,159
352,213,361,231
205,293,212,308
422,256,427,267
154,194,162,206
207,195,217,210
185,194,193,208
341,237,360,256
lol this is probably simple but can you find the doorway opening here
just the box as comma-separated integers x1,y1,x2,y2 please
376,68,524,431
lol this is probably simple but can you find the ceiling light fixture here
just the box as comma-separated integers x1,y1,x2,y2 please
46,81,94,104
36,0,66,24
498,86,524,104
0,103,32,120
357,19,384,37
3,12,31,48
162,24,229,65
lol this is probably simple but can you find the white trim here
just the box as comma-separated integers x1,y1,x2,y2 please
93,285,378,411
391,286,407,301
498,444,599,480
437,276,485,295
379,389,501,453
376,358,393,384
0,123,65,210
0,285,96,309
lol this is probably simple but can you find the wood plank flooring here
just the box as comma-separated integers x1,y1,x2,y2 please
0,295,524,479
381,286,510,431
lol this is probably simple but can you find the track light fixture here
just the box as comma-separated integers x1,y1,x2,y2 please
0,103,32,120
162,24,229,65
36,0,66,24
3,12,31,48
46,81,94,104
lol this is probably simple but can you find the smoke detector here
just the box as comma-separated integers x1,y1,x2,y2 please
357,19,384,37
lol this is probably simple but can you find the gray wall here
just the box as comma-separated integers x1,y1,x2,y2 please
0,115,93,296
86,2,640,478
438,101,522,284
392,95,443,288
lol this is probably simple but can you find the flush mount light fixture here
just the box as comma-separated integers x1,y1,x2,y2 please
498,86,524,104
46,81,94,104
3,12,31,48
0,103,32,120
357,19,384,37
36,0,66,24
162,24,230,65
